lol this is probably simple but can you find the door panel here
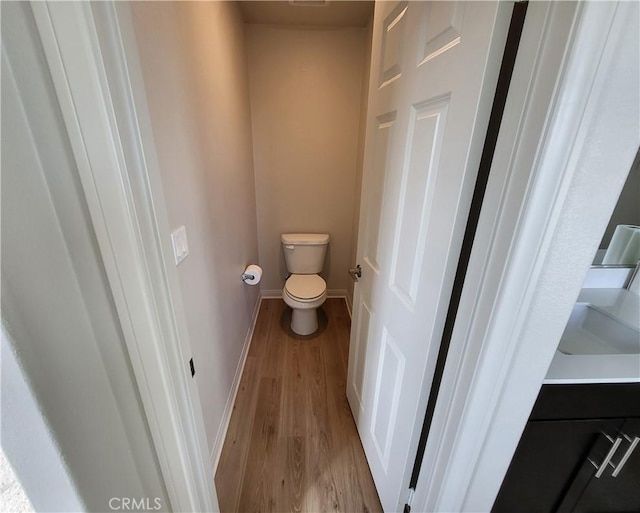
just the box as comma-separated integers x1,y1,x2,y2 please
379,3,408,88
390,96,449,308
419,2,464,65
363,113,396,273
347,1,509,509
351,299,373,412
370,328,405,470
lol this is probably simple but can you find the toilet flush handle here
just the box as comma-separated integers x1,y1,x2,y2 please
285,245,295,250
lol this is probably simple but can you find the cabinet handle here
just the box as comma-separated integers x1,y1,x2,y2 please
589,435,622,478
611,435,640,477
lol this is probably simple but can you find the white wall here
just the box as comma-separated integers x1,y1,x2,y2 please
1,331,84,513
1,3,168,510
128,1,260,460
246,25,368,294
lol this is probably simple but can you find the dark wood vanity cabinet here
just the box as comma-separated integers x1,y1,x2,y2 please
557,417,640,513
492,384,640,513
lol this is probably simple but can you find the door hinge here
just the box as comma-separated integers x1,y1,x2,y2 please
403,487,415,513
189,358,195,377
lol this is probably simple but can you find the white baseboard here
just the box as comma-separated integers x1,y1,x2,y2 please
345,292,353,319
327,289,348,299
210,294,262,472
260,289,282,299
260,288,348,299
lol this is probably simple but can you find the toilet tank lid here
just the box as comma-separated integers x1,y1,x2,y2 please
281,233,330,245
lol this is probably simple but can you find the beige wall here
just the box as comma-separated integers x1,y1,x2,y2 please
129,1,259,458
246,25,368,293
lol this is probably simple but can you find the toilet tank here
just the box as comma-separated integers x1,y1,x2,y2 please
281,233,329,274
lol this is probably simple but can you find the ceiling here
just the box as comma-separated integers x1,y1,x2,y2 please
239,1,374,28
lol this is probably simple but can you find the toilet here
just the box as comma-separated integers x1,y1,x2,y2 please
281,233,329,336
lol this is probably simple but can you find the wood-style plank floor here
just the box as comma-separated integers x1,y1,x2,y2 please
215,298,382,513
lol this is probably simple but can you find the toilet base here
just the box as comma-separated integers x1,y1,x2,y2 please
291,308,318,336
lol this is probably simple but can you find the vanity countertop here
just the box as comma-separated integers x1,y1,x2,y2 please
544,288,640,384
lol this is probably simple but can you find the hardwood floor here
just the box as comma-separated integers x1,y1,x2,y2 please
215,298,382,513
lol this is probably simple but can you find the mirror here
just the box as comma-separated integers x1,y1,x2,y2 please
592,147,640,267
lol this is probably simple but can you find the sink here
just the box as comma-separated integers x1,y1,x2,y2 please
545,290,640,384
558,302,640,355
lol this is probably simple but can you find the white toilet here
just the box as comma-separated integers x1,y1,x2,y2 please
281,233,329,336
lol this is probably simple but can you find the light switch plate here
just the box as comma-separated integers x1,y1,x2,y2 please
171,225,189,265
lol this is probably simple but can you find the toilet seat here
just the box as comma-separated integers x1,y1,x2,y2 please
284,274,326,301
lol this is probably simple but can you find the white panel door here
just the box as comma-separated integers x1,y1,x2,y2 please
347,2,509,510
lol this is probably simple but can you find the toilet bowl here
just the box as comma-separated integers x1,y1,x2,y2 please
282,274,327,335
280,233,330,336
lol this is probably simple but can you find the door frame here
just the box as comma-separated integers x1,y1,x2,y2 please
30,2,218,511
412,1,639,511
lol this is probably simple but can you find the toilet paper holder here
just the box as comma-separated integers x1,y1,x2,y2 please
241,264,262,285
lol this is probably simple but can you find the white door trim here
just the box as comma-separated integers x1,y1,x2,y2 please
414,1,639,512
30,2,218,511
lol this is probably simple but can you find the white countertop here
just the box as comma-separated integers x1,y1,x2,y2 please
544,288,640,384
